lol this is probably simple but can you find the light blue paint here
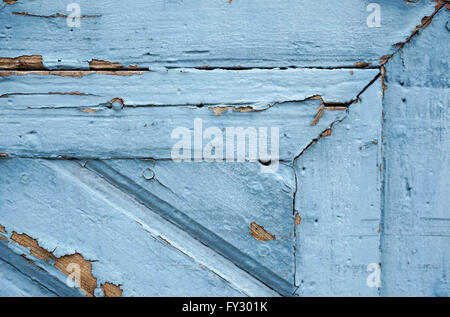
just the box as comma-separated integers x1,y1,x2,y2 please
0,1,448,297
0,242,83,297
0,68,378,109
381,8,450,297
294,79,382,296
0,0,438,68
0,69,378,160
0,159,262,296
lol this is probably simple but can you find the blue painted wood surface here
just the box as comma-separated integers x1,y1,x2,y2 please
0,1,448,297
381,8,450,297
0,0,440,68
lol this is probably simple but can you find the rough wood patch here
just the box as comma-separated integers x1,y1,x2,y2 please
9,231,121,297
250,222,276,242
101,283,123,297
0,55,43,70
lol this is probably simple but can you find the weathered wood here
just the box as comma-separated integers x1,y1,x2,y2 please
0,69,379,160
294,79,382,296
0,159,281,296
381,9,450,296
0,0,439,68
0,243,83,297
0,68,378,108
0,101,346,160
0,0,447,298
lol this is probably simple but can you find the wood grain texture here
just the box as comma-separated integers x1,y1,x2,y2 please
0,0,438,68
0,0,448,298
0,242,83,297
0,69,378,160
381,9,450,296
0,159,281,296
294,79,382,296
0,68,378,108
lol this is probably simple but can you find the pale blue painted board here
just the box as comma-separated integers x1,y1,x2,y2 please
0,242,83,297
0,100,345,160
0,68,378,160
0,68,378,108
0,0,438,68
0,1,448,298
100,159,296,285
0,159,263,296
381,9,450,297
294,79,382,296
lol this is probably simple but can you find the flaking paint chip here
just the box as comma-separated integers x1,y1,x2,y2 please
311,105,325,126
295,213,302,226
9,231,121,297
101,283,123,297
250,222,276,242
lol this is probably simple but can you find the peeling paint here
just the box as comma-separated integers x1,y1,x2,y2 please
89,59,124,70
54,253,97,297
9,231,120,297
3,0,16,4
12,12,101,19
381,65,387,94
0,224,6,233
311,105,325,126
0,70,146,78
0,91,91,98
110,97,125,105
295,213,302,226
209,105,254,116
101,283,123,297
354,62,372,68
250,222,276,242
11,232,55,262
325,106,347,111
387,2,445,60
379,55,392,66
80,108,100,114
0,153,8,158
0,235,8,242
0,55,43,70
432,0,448,10
320,129,332,137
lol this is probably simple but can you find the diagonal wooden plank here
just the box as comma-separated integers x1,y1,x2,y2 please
1,158,279,296
0,243,83,297
381,9,450,296
85,159,296,296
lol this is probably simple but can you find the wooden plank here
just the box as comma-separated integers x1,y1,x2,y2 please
0,69,379,160
381,9,450,296
0,243,83,297
0,0,439,68
0,100,345,161
0,68,378,108
91,158,296,286
294,79,382,296
0,158,281,296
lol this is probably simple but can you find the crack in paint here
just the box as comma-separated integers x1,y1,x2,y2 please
0,91,95,98
380,1,447,66
0,70,147,77
12,11,101,18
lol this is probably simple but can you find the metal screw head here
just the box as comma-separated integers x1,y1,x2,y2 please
142,168,155,180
